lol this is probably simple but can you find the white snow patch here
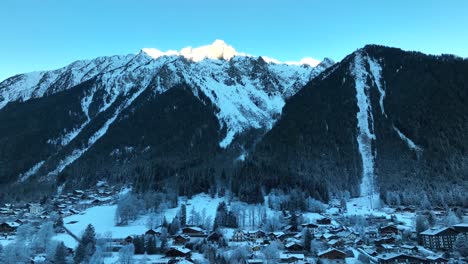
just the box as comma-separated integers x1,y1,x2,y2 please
367,57,387,117
53,233,78,249
351,51,377,197
18,161,45,182
393,125,422,151
345,194,382,216
63,193,224,240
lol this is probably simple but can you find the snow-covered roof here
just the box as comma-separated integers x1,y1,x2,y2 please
426,255,447,260
280,253,304,259
380,244,395,249
318,248,346,257
420,226,455,236
170,247,191,254
377,253,427,261
4,222,20,227
183,226,204,232
285,241,301,248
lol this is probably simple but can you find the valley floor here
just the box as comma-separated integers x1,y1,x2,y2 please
0,188,467,263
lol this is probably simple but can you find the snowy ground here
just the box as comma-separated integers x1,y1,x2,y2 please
345,194,384,216
54,193,226,244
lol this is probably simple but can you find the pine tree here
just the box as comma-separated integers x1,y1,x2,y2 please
162,217,169,228
54,242,67,264
75,224,97,264
169,217,181,235
427,212,436,227
290,212,298,230
146,235,157,254
179,204,187,227
303,228,312,252
133,236,145,254
415,215,428,245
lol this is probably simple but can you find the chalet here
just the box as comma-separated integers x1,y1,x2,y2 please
285,241,304,252
420,227,459,249
173,235,190,245
354,238,364,246
379,225,400,237
279,253,304,263
318,248,346,264
248,230,266,239
400,245,419,254
269,231,286,241
231,230,246,242
284,225,299,233
329,226,345,234
377,243,395,253
366,229,379,238
363,248,378,257
396,206,416,213
123,236,133,244
377,253,428,264
293,233,302,240
321,233,339,241
336,231,358,241
145,229,159,236
0,222,20,233
301,223,318,229
327,239,344,248
317,217,332,225
165,247,191,258
426,255,448,264
374,236,396,247
207,232,222,243
27,203,42,215
182,226,205,237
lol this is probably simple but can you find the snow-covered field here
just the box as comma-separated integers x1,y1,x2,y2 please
55,193,226,244
345,194,382,216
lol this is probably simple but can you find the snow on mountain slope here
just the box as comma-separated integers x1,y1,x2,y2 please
351,51,378,197
1,41,332,181
0,54,134,109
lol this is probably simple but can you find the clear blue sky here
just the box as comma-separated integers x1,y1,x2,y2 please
1,0,468,81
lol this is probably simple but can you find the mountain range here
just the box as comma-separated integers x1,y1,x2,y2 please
0,41,466,205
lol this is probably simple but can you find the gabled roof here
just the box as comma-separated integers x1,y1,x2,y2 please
420,226,458,236
377,253,425,261
426,255,447,261
168,247,191,254
285,241,302,248
280,253,304,259
318,248,346,257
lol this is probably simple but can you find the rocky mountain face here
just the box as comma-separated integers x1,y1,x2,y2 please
240,45,467,205
0,40,333,199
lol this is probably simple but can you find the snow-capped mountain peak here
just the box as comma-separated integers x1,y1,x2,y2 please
142,39,239,62
141,40,323,67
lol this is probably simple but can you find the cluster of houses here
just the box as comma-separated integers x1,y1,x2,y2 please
116,211,467,264
0,183,118,238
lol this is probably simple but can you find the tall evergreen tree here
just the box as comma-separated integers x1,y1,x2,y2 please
303,228,312,252
179,204,187,227
133,236,145,254
146,235,157,255
75,224,97,264
54,242,67,264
